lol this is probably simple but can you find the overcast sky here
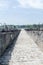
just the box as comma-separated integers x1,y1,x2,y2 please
0,0,43,25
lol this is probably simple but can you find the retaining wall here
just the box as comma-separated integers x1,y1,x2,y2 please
0,30,20,56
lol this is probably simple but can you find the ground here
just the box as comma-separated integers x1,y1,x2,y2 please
1,29,43,65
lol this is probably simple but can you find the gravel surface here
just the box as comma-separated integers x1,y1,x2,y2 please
0,29,43,65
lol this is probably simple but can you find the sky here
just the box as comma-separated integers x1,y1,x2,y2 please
0,0,43,25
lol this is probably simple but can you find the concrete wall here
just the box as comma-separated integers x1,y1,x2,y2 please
0,30,20,56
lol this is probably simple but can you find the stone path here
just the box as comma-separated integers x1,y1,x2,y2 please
1,29,43,65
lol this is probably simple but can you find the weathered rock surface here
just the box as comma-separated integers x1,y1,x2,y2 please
27,31,43,51
1,29,43,65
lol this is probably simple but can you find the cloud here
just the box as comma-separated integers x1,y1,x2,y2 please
18,0,43,9
12,6,17,8
0,0,9,10
0,0,43,10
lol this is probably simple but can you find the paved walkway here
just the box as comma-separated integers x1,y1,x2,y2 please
1,29,43,65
